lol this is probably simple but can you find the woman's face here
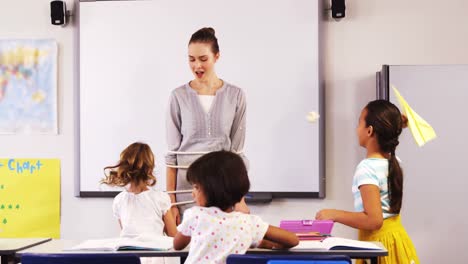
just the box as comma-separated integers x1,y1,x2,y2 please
188,42,219,81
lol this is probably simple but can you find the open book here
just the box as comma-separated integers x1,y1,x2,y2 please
67,236,173,251
296,232,330,241
292,237,382,251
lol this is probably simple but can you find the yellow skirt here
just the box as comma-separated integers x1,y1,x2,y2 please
356,215,419,264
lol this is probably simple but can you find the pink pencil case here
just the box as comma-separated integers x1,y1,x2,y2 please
280,220,334,235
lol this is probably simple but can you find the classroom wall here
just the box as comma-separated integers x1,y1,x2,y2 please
319,1,468,263
1,0,468,262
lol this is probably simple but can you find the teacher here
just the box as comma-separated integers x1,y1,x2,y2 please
165,27,249,224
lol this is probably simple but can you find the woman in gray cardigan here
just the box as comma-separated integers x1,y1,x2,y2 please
166,27,249,224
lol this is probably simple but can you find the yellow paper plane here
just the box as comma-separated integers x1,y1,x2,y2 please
391,85,436,147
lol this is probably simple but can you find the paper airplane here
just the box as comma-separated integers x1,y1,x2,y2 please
392,85,436,147
306,111,320,123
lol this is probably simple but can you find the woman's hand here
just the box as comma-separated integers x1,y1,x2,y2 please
171,206,181,225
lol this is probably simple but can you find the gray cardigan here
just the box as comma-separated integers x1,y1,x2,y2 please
165,81,247,208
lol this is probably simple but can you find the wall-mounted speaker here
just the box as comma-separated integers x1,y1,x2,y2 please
331,0,346,19
50,0,67,26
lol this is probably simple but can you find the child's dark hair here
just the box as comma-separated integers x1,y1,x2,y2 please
101,142,156,187
365,100,408,214
187,150,250,211
189,27,220,55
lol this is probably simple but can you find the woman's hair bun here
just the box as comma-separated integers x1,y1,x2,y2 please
200,27,215,36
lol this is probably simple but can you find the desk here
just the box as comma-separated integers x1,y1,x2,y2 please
0,238,51,264
16,240,387,264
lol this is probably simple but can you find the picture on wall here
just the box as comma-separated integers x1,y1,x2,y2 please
0,39,58,134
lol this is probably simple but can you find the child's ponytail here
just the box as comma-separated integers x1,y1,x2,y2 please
365,100,408,214
388,148,403,214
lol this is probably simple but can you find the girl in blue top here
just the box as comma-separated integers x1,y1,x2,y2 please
316,100,419,264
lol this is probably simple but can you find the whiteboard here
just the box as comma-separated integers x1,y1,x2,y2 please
380,65,468,263
78,0,323,197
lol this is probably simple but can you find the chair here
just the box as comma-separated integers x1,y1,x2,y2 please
21,253,141,264
226,254,351,264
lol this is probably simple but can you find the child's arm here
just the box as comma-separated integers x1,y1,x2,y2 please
163,210,177,237
316,184,383,231
173,232,191,250
259,225,299,249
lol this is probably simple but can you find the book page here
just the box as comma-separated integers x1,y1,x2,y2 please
67,238,119,251
118,236,173,251
291,240,328,250
322,237,381,250
67,236,174,251
291,237,381,250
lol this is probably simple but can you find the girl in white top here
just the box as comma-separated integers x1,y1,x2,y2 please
102,142,177,264
173,150,298,264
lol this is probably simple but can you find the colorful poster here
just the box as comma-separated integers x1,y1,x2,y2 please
0,159,60,238
0,40,58,134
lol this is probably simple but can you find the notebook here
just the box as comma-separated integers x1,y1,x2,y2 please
291,237,382,251
67,236,173,251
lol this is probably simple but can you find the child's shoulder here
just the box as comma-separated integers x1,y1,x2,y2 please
143,189,171,201
186,206,265,222
113,190,129,204
114,189,168,200
185,206,216,216
184,206,233,219
355,158,389,181
115,190,129,198
357,158,388,169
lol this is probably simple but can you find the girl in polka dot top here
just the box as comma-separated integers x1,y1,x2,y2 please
173,150,299,264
